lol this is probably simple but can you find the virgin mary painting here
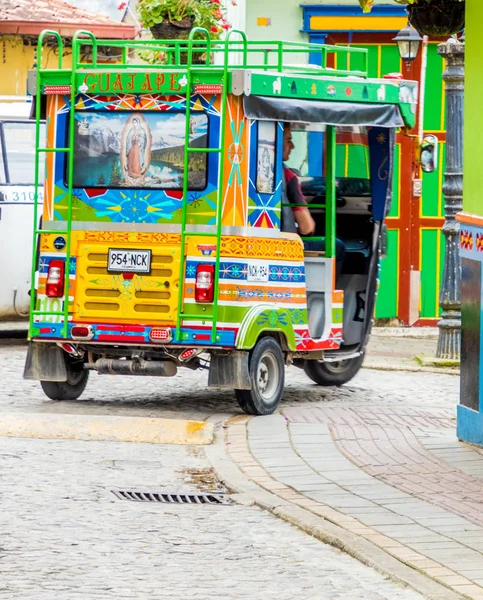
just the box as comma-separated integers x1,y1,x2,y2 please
120,114,152,185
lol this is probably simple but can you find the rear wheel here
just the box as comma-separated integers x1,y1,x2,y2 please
235,337,285,416
40,355,89,401
304,353,364,387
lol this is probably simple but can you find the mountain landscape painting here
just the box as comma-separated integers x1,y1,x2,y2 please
73,111,208,190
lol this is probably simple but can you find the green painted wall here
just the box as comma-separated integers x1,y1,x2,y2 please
243,0,446,322
464,0,483,215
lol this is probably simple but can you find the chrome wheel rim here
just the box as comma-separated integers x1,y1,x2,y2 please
256,352,279,402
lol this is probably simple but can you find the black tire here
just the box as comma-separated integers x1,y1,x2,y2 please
235,337,285,416
304,353,365,387
40,355,89,401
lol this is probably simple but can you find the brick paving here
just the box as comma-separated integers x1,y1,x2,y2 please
225,401,483,600
286,405,483,530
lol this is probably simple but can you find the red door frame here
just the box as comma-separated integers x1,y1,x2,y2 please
327,32,444,326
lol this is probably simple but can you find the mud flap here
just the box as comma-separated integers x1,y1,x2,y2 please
23,342,68,382
208,351,251,390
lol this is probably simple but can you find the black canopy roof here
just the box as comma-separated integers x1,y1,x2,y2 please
244,95,404,128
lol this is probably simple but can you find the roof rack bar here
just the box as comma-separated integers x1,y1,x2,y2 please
63,34,368,78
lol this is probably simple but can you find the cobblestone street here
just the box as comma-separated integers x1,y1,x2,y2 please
0,339,466,598
0,341,457,599
0,436,426,600
0,340,458,419
0,0,474,595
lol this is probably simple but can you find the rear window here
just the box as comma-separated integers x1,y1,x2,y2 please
0,121,45,184
72,110,208,190
286,125,370,181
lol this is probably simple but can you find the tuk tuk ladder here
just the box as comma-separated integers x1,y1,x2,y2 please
29,31,98,339
176,29,247,344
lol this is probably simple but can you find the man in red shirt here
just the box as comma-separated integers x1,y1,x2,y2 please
282,123,316,236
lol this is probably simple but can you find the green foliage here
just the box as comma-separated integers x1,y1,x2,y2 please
151,142,207,173
137,0,230,38
110,159,122,186
137,0,230,65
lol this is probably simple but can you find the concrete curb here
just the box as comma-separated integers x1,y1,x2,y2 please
0,412,214,445
206,416,466,600
416,355,460,369
363,361,460,376
0,321,28,339
371,327,439,339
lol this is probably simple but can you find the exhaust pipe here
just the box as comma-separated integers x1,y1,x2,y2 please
87,358,177,377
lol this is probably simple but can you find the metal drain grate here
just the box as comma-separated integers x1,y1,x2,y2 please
112,490,229,504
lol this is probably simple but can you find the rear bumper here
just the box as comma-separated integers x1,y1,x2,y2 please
30,321,237,347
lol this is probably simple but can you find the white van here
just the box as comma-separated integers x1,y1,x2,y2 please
0,96,45,319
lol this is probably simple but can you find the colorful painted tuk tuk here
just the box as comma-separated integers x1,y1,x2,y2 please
24,29,419,415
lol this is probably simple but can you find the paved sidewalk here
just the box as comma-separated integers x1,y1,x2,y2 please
366,331,458,375
213,402,483,600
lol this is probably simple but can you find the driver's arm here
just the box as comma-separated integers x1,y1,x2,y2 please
285,168,316,235
294,207,316,236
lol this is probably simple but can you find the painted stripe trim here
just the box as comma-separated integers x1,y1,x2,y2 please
457,212,483,226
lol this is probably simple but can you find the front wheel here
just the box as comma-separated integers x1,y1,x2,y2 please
304,353,364,387
40,355,89,401
235,337,285,416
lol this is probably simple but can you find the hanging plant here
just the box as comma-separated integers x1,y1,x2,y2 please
137,0,231,41
136,0,231,65
406,0,465,36
358,0,464,36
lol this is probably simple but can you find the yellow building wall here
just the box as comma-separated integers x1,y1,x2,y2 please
0,37,73,96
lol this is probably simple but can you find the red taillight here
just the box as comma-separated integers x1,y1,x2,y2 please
149,328,173,343
195,264,214,303
46,259,65,298
180,348,196,361
71,325,94,340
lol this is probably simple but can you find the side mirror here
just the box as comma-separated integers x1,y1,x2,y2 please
420,134,439,174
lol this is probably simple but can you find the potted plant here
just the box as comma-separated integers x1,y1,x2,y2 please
405,0,465,37
358,0,464,37
137,0,231,41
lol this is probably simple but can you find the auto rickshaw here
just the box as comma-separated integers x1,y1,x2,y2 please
24,28,429,415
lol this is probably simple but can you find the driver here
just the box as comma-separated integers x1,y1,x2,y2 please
282,123,316,236
282,122,345,277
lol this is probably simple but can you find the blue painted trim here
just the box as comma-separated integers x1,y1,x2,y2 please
457,221,483,447
247,120,282,229
308,33,326,66
301,4,407,18
31,322,237,347
301,3,407,35
308,132,323,178
302,28,405,34
457,405,483,447
459,225,481,262
185,260,306,283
